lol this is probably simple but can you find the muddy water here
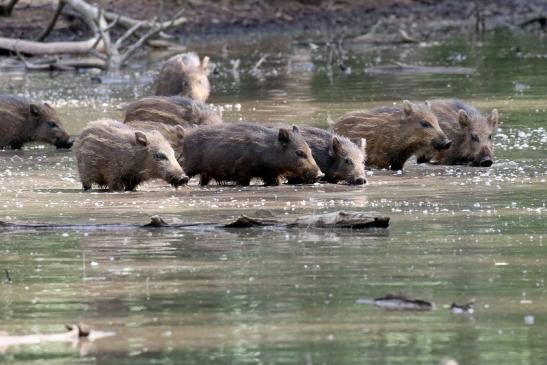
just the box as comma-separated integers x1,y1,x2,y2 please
1,30,546,364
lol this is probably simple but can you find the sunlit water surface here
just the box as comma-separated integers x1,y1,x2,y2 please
0,30,546,365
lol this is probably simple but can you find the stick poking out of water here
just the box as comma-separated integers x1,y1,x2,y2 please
0,323,115,350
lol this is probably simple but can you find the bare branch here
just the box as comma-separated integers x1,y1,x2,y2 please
0,36,101,55
250,54,268,76
94,7,111,55
114,21,143,49
15,54,106,71
104,14,121,33
102,7,186,30
0,0,18,17
113,9,185,68
116,22,162,66
0,0,185,72
87,48,108,61
35,1,66,41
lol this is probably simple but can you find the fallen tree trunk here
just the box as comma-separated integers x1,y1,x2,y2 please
18,56,107,71
0,36,100,55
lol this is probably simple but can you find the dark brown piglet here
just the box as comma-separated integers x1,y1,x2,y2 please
182,123,324,186
287,127,367,185
416,99,498,167
0,94,73,149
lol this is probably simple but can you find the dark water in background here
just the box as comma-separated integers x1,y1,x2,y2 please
0,29,546,364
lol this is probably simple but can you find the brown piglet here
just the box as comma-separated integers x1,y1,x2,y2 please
331,100,451,170
124,96,222,127
76,119,188,191
155,52,210,102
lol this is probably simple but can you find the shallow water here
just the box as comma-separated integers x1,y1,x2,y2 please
0,30,546,364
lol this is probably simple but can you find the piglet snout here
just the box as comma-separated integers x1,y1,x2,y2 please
351,177,367,185
171,175,189,187
55,138,74,149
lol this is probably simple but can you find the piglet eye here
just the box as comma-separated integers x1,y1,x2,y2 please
420,121,431,128
154,152,168,161
470,134,480,142
295,150,306,158
345,158,352,165
488,134,492,140
47,121,57,129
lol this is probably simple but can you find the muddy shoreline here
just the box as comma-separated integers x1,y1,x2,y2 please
0,0,546,47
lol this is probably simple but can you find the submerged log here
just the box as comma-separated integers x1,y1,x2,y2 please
365,63,475,75
0,211,390,231
356,294,434,311
287,211,389,229
224,215,279,228
0,323,114,349
450,302,474,315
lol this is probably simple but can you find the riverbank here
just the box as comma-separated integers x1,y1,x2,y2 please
1,0,545,45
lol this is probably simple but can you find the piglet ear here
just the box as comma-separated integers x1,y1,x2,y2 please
488,109,498,130
175,125,185,140
403,100,413,117
458,109,470,129
292,125,300,134
215,105,223,119
135,131,149,146
278,128,290,145
29,104,40,117
357,138,367,154
201,56,210,74
331,136,342,156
